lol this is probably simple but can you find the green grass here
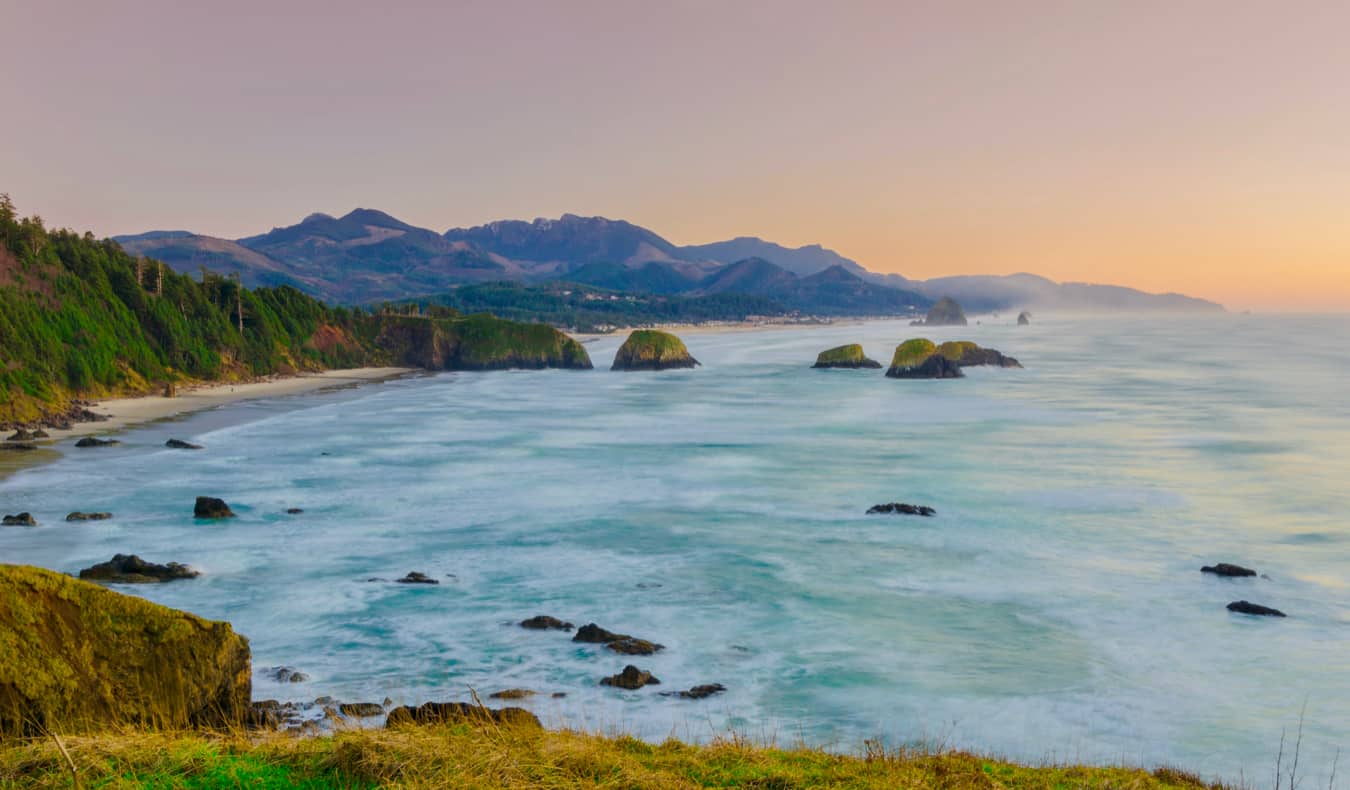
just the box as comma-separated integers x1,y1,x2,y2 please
0,723,1234,790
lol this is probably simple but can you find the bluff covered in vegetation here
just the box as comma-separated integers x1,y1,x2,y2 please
611,330,699,371
0,196,590,424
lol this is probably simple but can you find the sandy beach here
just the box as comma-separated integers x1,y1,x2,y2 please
0,367,415,481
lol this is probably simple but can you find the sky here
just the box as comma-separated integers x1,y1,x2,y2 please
2,0,1348,311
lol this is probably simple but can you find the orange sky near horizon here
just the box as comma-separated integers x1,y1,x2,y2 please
2,0,1347,311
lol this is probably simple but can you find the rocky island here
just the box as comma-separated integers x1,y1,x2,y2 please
885,338,1022,379
611,330,700,371
910,296,968,326
812,344,881,369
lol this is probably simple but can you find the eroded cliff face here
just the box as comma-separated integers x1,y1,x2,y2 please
0,564,251,736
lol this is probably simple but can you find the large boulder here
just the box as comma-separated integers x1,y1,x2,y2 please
194,496,235,519
0,564,251,736
611,330,699,371
2,513,37,527
600,665,661,690
78,554,200,583
919,297,968,326
885,338,1021,379
74,436,120,448
520,615,574,631
812,344,881,369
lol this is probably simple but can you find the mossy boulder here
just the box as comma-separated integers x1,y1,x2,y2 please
886,338,1021,378
611,330,699,371
812,344,881,369
0,564,251,736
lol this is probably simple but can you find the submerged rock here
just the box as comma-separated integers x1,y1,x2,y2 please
78,554,200,583
607,637,665,656
1227,600,1286,617
917,296,968,327
600,665,661,690
194,496,235,519
1202,563,1257,577
74,436,120,448
286,508,304,514
2,513,37,527
1017,311,1032,326
611,330,700,371
395,572,439,585
386,701,541,729
573,623,630,643
661,683,727,699
867,503,936,517
812,344,882,369
0,564,250,736
520,615,574,631
165,439,203,450
66,512,113,521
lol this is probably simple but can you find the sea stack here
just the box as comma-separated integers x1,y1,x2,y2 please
611,330,699,371
918,296,968,326
0,564,251,736
812,344,881,369
885,338,1022,379
1017,311,1032,326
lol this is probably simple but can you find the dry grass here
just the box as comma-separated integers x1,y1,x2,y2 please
0,720,1237,790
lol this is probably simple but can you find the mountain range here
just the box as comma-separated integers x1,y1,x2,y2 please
115,210,1224,314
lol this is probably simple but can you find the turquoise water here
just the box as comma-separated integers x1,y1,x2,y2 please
3,314,1348,782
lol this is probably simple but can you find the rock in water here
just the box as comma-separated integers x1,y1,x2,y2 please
74,436,120,448
2,513,37,527
885,338,1021,379
573,623,630,643
66,512,113,521
1017,311,1032,326
611,330,700,371
339,702,385,717
600,665,661,689
194,496,235,519
661,683,727,699
165,439,203,450
0,564,250,736
78,554,200,583
867,503,936,517
520,615,574,631
386,701,540,729
920,296,968,326
1202,563,1257,577
264,666,309,683
812,344,882,369
395,572,439,584
489,689,536,700
1227,600,1286,617
607,637,665,655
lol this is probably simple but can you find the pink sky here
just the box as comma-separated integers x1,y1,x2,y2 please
3,0,1348,310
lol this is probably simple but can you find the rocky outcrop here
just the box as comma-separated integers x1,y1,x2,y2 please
867,503,936,517
264,666,309,683
1227,600,1285,617
165,439,203,450
520,615,574,631
6,429,49,441
339,702,385,717
386,701,541,729
66,511,113,521
194,496,235,519
0,564,250,736
812,344,881,369
885,338,1021,379
78,554,200,583
573,623,628,644
395,572,439,585
607,637,665,656
2,513,37,527
661,683,727,699
600,665,660,690
1017,311,1032,326
374,313,593,371
74,436,120,448
1203,563,1256,577
611,330,700,371
913,296,968,326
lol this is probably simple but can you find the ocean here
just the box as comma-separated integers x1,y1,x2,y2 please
3,314,1347,783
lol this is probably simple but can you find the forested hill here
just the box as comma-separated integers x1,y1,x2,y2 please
0,195,591,425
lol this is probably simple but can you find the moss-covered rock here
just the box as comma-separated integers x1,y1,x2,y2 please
611,330,699,371
372,313,592,371
0,564,251,736
886,338,1021,378
812,344,881,369
918,296,968,326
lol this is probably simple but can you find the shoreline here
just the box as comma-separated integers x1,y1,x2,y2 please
0,367,417,482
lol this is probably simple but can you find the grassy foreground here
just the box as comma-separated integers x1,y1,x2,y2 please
0,721,1226,790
